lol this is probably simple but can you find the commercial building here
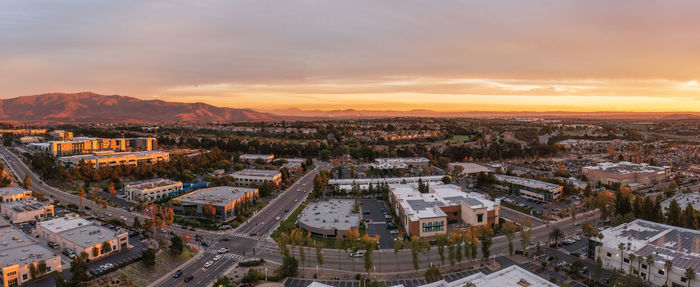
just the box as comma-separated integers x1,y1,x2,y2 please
0,226,62,287
389,183,500,238
48,130,73,141
370,157,430,170
28,137,157,157
19,137,42,144
582,161,669,186
0,129,46,135
124,178,183,202
1,199,54,224
329,176,445,192
239,154,274,163
298,200,360,238
0,188,32,203
449,162,491,176
494,175,562,203
58,150,169,169
592,219,699,287
173,186,258,221
231,169,282,186
36,216,129,261
662,193,700,212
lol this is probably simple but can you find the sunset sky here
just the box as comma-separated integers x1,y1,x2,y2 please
2,1,700,112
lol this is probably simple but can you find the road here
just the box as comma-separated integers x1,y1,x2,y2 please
155,163,328,287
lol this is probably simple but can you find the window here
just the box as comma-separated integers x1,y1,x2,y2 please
658,270,664,275
477,214,483,222
642,264,647,269
47,266,51,272
681,277,687,283
22,274,27,280
624,258,629,263
607,252,612,257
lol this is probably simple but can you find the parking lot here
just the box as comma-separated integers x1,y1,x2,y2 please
88,234,148,276
359,199,396,249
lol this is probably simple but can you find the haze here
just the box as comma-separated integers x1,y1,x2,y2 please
2,0,700,112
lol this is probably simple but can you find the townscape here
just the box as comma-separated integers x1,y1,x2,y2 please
0,117,696,287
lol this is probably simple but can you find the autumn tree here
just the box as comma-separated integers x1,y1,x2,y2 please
501,221,517,255
22,175,32,188
202,202,217,220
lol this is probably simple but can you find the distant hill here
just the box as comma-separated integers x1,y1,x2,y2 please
0,92,278,124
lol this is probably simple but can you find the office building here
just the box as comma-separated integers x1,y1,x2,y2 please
1,199,54,224
0,226,62,287
231,169,282,186
36,216,129,261
370,157,430,170
0,188,32,203
48,130,73,141
27,137,157,157
124,178,183,202
173,186,258,221
58,150,169,169
582,161,669,186
449,163,491,176
239,154,274,163
389,183,500,238
494,175,562,203
0,129,46,135
298,200,360,238
593,219,699,287
329,176,445,192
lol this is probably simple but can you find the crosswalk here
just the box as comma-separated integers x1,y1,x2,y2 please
205,249,246,261
226,231,263,240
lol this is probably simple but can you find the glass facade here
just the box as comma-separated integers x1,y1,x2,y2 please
421,221,444,233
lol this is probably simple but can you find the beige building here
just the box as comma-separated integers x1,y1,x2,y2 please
36,216,129,261
27,136,157,157
0,226,62,287
0,188,32,203
48,130,73,141
1,199,54,224
124,178,183,202
582,161,669,186
239,154,274,163
173,186,259,221
231,169,282,186
58,150,169,169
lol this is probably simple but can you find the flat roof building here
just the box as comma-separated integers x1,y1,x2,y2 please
494,174,562,203
0,188,32,203
1,199,54,224
329,176,445,191
370,157,430,170
298,200,360,238
449,162,491,176
662,193,700,212
390,183,500,238
0,226,62,287
231,169,282,186
173,186,258,221
582,161,669,186
58,150,169,169
592,219,700,287
28,136,157,157
36,216,129,261
124,178,183,202
239,154,274,163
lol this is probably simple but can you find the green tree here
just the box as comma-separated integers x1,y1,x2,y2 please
142,248,157,267
682,203,699,229
28,263,38,279
549,228,564,246
595,257,603,284
278,256,298,277
501,221,517,255
424,265,442,283
519,218,532,253
315,242,324,273
132,216,142,231
646,255,654,284
665,260,673,286
101,241,112,254
212,275,236,287
685,268,695,287
393,236,402,270
436,234,446,265
170,234,184,255
666,199,682,226
477,226,494,259
618,243,626,270
70,252,90,283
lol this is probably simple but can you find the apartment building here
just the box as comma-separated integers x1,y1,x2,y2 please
36,216,129,261
593,220,699,287
389,183,500,238
48,130,73,141
0,188,32,203
494,174,562,203
582,161,669,186
28,137,157,157
231,169,282,186
0,129,46,135
58,151,169,169
173,186,258,221
124,178,183,202
0,226,62,287
1,199,54,224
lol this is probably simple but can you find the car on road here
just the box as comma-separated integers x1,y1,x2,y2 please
203,261,214,268
218,247,229,254
184,275,194,282
213,254,222,261
390,230,399,234
350,251,365,257
172,270,183,278
120,216,127,221
275,216,281,221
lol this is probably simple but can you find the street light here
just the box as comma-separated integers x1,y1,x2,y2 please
265,267,268,281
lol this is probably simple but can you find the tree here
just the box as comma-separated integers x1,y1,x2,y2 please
107,182,116,202
436,234,446,264
618,243,626,271
424,265,442,283
665,260,673,286
28,263,38,279
549,228,564,246
685,268,695,287
410,236,420,274
594,257,603,284
70,252,90,283
519,218,532,253
682,203,698,229
101,241,112,254
501,221,517,255
142,248,157,267
393,236,402,270
132,217,142,231
202,202,217,220
22,175,31,189
79,189,86,212
477,226,493,259
666,199,682,226
278,256,298,277
212,276,236,287
315,242,324,274
628,253,636,274
92,246,100,257
170,235,184,255
646,255,654,284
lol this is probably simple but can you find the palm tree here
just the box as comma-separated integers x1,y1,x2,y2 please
685,268,695,287
549,228,564,247
618,243,626,271
78,189,86,213
628,253,636,275
646,255,654,284
665,259,673,286
89,193,96,214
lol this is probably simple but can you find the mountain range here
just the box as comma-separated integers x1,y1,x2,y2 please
0,92,697,124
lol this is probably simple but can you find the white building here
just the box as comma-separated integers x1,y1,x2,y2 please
231,169,282,185
36,216,129,261
593,219,700,287
370,157,430,169
329,176,445,192
298,200,360,238
0,226,62,287
124,178,183,202
662,193,700,212
1,199,54,224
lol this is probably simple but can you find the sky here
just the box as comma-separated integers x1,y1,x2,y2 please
2,1,700,112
